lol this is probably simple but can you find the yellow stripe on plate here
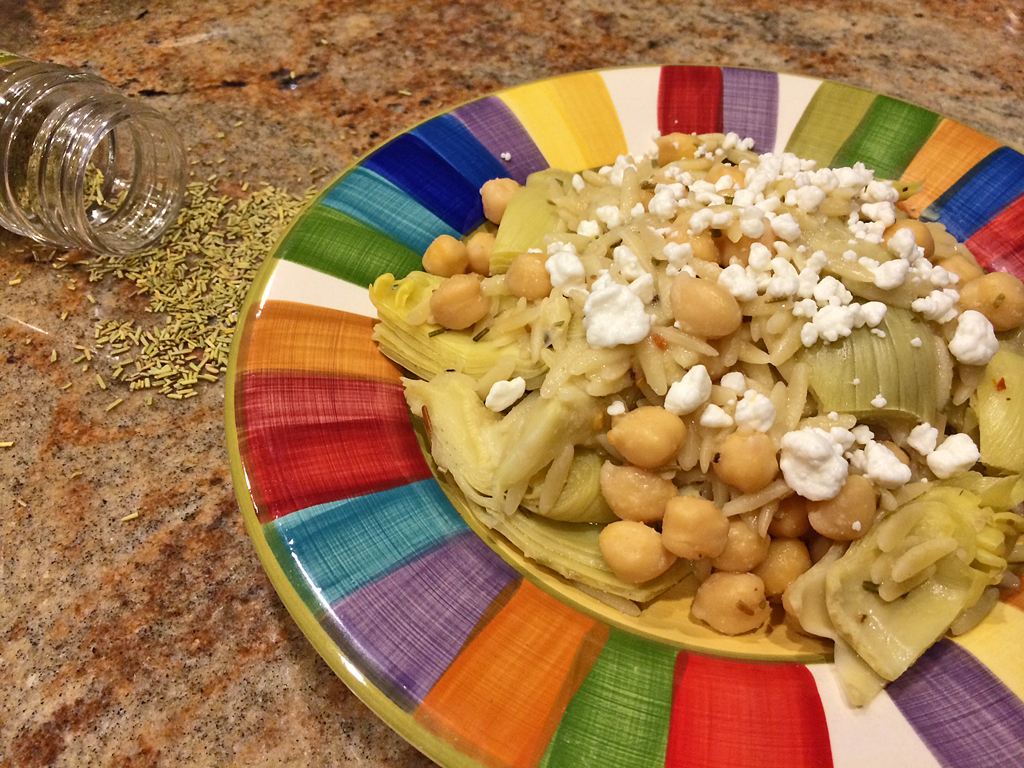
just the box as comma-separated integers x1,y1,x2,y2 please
499,71,627,172
952,601,1024,702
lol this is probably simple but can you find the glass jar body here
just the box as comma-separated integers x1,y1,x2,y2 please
0,53,186,255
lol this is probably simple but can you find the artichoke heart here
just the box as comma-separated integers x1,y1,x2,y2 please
370,271,547,386
403,372,607,521
823,483,1024,683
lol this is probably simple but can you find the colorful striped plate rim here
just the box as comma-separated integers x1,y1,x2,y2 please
226,66,1024,768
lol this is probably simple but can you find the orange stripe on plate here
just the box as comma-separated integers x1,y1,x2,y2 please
415,580,607,768
242,300,401,382
899,119,1001,218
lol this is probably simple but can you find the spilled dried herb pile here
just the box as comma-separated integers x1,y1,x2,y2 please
76,180,317,399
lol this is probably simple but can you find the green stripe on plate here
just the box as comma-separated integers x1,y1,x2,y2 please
830,95,941,180
275,203,424,287
784,80,877,167
538,629,678,768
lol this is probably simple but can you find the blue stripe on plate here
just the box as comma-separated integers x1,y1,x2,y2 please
321,167,460,255
411,114,512,191
362,133,486,234
270,479,469,608
887,639,1024,768
925,147,1024,241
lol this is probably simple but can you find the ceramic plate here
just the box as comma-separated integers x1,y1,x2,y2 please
226,66,1024,768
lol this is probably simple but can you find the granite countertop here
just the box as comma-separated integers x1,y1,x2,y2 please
2,1,1022,765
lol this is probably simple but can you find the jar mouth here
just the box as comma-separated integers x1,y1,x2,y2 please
66,105,186,255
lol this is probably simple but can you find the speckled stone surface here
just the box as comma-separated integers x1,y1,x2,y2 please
1,2,1022,766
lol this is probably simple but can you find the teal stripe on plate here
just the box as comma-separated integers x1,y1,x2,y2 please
830,95,941,179
267,479,469,610
321,167,461,255
538,629,678,768
275,203,424,286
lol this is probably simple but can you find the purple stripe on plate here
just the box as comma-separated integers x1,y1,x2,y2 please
323,529,521,710
452,97,549,184
887,639,1024,768
721,68,778,154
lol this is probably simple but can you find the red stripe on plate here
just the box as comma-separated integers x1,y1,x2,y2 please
657,66,724,136
239,373,432,522
965,194,1024,275
666,655,833,768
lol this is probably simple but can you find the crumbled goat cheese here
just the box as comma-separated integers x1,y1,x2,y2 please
926,434,980,478
571,174,586,193
545,244,586,293
948,310,1000,366
662,241,694,276
648,190,679,218
629,272,656,304
612,245,645,281
485,377,526,411
771,213,802,242
871,393,888,408
719,371,746,392
688,207,715,234
500,151,512,162
861,441,913,488
583,274,651,348
577,219,600,237
830,426,857,451
780,427,850,500
719,264,759,301
665,365,713,415
861,180,898,205
735,389,776,432
859,201,897,227
606,400,627,416
700,403,734,428
872,258,911,289
888,227,923,262
596,205,623,228
911,288,959,323
907,423,939,455
630,202,646,217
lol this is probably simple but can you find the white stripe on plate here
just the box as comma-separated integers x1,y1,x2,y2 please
805,663,941,768
260,259,378,318
774,73,823,154
600,67,663,159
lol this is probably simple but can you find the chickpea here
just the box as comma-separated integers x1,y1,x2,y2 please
691,572,770,635
599,462,677,522
670,275,742,339
704,162,746,189
711,518,770,572
598,520,678,584
466,231,495,276
504,252,552,300
883,219,935,260
879,440,911,467
655,132,702,165
752,538,811,598
713,432,779,494
805,532,835,564
606,406,686,469
807,474,877,541
768,495,810,538
429,273,490,330
661,495,730,559
422,234,469,277
480,177,521,224
665,226,718,263
938,254,984,286
959,271,1024,332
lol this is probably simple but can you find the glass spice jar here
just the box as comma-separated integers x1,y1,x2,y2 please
0,50,186,255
